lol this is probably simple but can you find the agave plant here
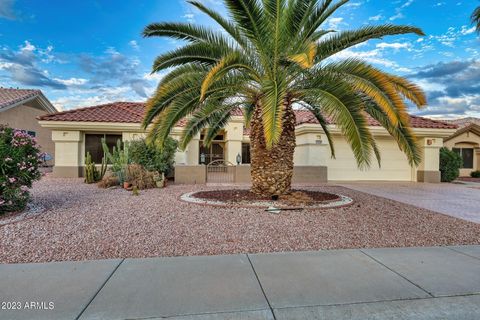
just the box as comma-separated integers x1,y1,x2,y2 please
142,0,426,196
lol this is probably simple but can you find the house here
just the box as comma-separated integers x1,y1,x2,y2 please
38,101,457,183
443,117,480,176
0,88,58,163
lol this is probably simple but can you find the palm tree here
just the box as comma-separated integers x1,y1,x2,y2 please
142,0,426,196
473,5,480,32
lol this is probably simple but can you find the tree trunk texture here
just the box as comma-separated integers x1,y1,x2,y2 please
250,101,296,196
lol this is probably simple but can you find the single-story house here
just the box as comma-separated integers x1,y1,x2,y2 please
0,88,58,163
443,117,480,176
38,101,457,183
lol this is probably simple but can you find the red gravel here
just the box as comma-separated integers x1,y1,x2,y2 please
0,176,479,264
191,189,340,204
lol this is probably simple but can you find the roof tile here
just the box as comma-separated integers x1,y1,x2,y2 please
38,101,457,130
0,88,42,110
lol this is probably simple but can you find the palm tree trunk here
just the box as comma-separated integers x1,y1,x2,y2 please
250,100,296,196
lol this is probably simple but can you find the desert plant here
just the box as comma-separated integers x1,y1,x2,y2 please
125,164,157,189
0,125,43,214
84,152,107,184
129,137,177,175
97,175,120,188
439,147,462,182
471,170,480,178
142,0,426,196
102,138,131,184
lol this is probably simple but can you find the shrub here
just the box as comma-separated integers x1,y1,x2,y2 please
0,125,42,214
97,174,119,188
129,137,177,175
471,171,480,178
125,164,156,189
439,147,462,182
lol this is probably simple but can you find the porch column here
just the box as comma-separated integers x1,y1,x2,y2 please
417,137,442,183
185,134,200,165
51,130,83,178
224,121,244,164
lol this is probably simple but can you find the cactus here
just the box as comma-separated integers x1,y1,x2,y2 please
84,152,107,184
84,152,97,184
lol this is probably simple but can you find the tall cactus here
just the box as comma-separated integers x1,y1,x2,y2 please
85,152,97,183
84,152,107,184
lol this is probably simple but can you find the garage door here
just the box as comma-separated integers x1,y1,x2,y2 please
327,136,413,181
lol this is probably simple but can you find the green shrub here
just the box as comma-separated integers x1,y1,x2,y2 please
471,171,480,178
439,147,462,182
0,125,42,214
129,137,177,175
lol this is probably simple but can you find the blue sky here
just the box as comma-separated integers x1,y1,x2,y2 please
0,0,479,118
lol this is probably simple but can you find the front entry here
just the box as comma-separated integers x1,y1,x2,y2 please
199,142,224,164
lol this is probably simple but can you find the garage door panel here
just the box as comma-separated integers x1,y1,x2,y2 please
327,137,412,181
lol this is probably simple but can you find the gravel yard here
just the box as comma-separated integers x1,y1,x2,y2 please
1,176,479,264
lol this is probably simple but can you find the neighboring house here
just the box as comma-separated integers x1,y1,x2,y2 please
38,101,457,183
443,117,480,176
0,88,58,164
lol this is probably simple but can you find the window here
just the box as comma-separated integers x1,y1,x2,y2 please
85,134,122,163
19,130,36,137
453,147,474,169
241,143,251,164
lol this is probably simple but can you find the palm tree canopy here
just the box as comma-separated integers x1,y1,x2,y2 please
473,6,480,32
142,0,427,168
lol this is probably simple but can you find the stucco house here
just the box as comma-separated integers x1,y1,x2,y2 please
38,101,457,183
0,88,57,163
443,117,480,176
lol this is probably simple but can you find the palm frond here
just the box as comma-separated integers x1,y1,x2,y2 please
316,25,424,62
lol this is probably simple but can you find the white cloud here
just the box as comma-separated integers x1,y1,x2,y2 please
327,17,345,30
368,14,383,21
389,0,414,21
376,42,412,51
53,77,88,86
20,41,35,52
389,12,404,21
460,26,476,36
128,40,139,50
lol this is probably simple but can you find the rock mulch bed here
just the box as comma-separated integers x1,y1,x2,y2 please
1,176,480,264
183,189,353,209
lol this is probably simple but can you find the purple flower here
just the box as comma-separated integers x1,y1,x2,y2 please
8,177,16,183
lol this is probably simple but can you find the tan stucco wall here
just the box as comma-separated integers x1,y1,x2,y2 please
41,120,453,182
1,104,55,163
175,165,206,184
444,131,480,176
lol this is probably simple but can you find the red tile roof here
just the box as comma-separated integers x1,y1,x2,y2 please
38,102,146,123
294,109,457,129
0,88,42,110
38,101,457,130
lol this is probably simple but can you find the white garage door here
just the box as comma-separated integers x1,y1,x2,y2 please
327,136,413,181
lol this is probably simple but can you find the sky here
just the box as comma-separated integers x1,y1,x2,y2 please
0,0,479,119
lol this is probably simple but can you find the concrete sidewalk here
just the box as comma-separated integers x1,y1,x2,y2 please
1,246,480,320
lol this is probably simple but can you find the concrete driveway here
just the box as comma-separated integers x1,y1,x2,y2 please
340,182,480,223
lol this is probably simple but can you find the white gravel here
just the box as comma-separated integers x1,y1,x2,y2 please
1,175,479,264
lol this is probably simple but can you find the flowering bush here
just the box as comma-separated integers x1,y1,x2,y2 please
0,125,43,214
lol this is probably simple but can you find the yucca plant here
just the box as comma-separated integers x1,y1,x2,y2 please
142,0,427,196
